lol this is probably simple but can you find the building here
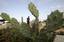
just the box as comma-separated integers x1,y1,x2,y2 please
0,17,11,30
0,17,5,25
53,26,64,42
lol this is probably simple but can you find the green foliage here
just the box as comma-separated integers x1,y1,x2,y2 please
0,12,10,21
47,10,63,31
0,9,63,42
38,10,63,42
28,2,39,17
20,22,31,38
10,18,19,24
28,2,39,36
10,18,20,28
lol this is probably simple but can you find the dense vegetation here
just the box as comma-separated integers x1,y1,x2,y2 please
0,2,64,42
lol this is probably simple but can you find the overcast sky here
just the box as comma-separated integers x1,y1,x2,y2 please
0,0,64,22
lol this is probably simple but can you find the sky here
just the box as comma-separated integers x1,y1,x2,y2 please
0,0,64,22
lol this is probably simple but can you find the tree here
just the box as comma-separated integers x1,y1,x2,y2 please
28,2,40,42
0,12,10,21
28,2,39,33
37,10,63,42
11,18,19,24
28,2,39,18
46,10,63,32
10,18,19,28
18,22,33,42
9,18,23,42
20,22,31,38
